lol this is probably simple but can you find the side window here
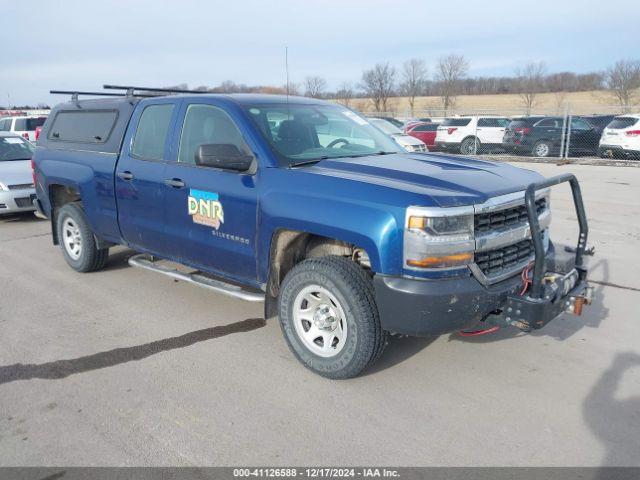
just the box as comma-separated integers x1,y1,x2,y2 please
571,118,591,130
478,118,494,127
537,119,558,128
48,110,119,143
0,119,9,131
178,104,252,165
14,119,27,131
131,104,174,160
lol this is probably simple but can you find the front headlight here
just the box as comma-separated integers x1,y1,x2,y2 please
404,206,475,270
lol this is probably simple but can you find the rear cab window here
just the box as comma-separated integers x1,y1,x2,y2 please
607,117,638,129
48,110,118,143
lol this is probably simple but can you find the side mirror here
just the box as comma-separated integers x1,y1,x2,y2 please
195,144,254,172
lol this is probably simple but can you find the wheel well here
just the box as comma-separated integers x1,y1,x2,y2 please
264,229,371,318
49,184,81,245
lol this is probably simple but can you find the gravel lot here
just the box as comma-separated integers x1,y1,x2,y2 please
0,162,638,467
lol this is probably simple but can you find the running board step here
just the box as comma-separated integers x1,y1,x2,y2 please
128,254,264,302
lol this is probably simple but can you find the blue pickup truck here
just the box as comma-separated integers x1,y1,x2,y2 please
32,86,593,378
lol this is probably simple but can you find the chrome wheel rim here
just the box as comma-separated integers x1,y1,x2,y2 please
292,285,347,358
535,143,549,157
464,140,478,154
62,217,82,260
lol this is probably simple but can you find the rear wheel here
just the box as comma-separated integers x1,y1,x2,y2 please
460,137,480,155
278,256,387,379
532,140,551,158
56,203,109,272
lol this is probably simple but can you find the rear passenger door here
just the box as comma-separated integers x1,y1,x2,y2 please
116,99,180,255
476,118,507,145
569,117,599,153
162,102,259,283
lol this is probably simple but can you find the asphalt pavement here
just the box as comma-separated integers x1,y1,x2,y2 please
0,162,638,466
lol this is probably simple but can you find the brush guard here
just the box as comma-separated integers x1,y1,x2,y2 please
488,174,594,332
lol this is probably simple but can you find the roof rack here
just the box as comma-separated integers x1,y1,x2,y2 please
103,84,209,95
50,90,157,100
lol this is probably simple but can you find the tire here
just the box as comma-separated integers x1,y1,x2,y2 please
278,256,387,379
460,137,480,155
532,140,552,158
56,203,109,273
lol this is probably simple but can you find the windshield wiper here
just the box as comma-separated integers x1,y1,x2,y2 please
288,157,327,168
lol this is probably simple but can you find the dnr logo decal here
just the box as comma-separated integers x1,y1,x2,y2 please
188,189,224,230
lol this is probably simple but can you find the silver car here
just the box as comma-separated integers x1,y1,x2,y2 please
0,132,36,215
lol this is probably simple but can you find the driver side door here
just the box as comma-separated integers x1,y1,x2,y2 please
162,102,259,283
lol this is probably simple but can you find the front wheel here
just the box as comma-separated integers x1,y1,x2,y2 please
56,203,109,273
278,256,387,379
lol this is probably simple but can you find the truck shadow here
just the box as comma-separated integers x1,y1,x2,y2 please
102,247,137,272
364,335,438,375
583,352,640,471
448,257,610,344
0,318,266,386
0,212,45,223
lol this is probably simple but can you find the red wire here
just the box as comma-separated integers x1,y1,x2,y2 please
458,326,500,337
520,262,534,295
458,263,535,337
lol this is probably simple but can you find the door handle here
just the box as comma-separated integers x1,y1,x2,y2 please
117,171,134,181
164,178,185,188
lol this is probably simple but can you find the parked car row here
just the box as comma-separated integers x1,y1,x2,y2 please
376,113,640,160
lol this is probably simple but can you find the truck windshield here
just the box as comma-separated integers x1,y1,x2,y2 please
244,103,401,166
0,136,34,161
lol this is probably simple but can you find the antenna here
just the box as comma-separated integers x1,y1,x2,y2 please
285,46,290,116
285,46,290,97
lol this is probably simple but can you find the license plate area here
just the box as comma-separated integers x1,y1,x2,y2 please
501,271,592,332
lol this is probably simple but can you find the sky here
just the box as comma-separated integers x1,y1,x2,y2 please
2,0,639,106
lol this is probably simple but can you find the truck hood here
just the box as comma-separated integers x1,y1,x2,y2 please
0,160,33,187
308,153,544,207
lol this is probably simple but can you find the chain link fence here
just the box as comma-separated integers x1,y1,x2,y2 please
360,104,640,160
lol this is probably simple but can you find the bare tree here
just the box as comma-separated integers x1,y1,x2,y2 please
605,59,640,109
400,59,427,116
304,76,327,98
434,54,468,113
335,82,354,107
553,90,568,115
515,62,546,114
360,63,396,112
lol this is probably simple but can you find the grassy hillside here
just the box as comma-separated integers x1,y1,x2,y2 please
348,90,639,117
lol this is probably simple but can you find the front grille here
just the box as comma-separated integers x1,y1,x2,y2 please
14,196,34,208
475,237,536,276
8,183,34,191
475,197,547,233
